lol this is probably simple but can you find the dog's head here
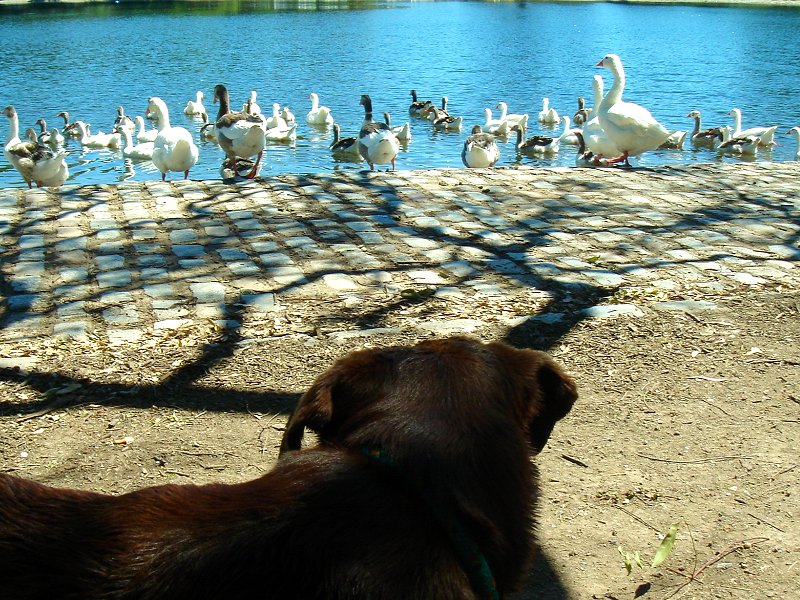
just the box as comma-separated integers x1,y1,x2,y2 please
279,336,577,457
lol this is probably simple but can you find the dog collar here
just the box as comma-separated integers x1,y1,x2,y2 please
360,447,500,600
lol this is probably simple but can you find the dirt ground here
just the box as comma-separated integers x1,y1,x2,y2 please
1,287,798,600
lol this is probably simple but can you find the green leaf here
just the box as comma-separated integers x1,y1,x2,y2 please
618,545,633,575
652,524,680,568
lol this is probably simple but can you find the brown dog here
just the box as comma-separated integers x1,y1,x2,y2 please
0,337,576,600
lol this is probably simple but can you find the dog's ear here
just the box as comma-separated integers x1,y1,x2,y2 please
279,349,392,456
529,356,578,453
279,370,336,455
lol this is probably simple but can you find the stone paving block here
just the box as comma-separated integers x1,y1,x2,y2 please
190,282,226,303
172,244,206,258
96,269,132,289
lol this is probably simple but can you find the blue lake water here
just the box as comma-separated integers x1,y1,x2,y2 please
1,0,799,188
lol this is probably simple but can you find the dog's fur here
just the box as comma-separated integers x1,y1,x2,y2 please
0,337,577,600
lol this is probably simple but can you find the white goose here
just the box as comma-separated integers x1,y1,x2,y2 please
306,92,334,126
134,115,158,143
496,101,529,130
538,97,559,124
183,91,206,117
115,125,154,160
264,103,288,130
330,123,360,156
511,116,572,155
728,108,777,147
4,105,69,188
72,121,121,149
595,53,670,166
358,94,400,170
482,108,509,136
242,90,262,116
462,124,500,168
212,84,266,178
264,121,297,143
147,96,199,180
280,105,295,124
786,126,800,160
686,110,721,146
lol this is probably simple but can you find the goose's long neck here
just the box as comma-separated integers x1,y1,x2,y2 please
120,129,134,149
691,114,701,137
514,127,523,149
6,111,19,143
498,103,507,120
604,61,624,106
558,116,572,140
157,105,170,131
217,92,230,121
731,110,742,134
362,97,373,123
593,77,603,107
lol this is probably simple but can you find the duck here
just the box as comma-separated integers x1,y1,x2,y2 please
573,96,590,127
264,103,288,130
496,101,529,130
330,123,360,156
425,96,449,124
4,105,69,188
786,126,800,160
57,111,81,139
183,91,206,117
572,130,608,167
242,90,262,116
462,125,500,168
115,125,154,160
36,118,64,149
281,105,296,125
134,115,158,143
432,108,463,132
538,97,559,124
264,121,297,143
72,121,121,149
199,113,219,143
383,112,412,141
146,96,200,180
212,84,266,178
511,115,572,155
357,94,400,170
482,108,509,136
658,129,687,150
306,92,334,126
113,106,136,134
595,53,670,166
728,108,777,147
717,133,759,156
409,90,430,117
686,110,721,146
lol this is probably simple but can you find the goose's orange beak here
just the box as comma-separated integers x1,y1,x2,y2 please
596,59,604,67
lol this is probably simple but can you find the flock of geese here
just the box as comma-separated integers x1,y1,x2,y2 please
4,53,800,188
